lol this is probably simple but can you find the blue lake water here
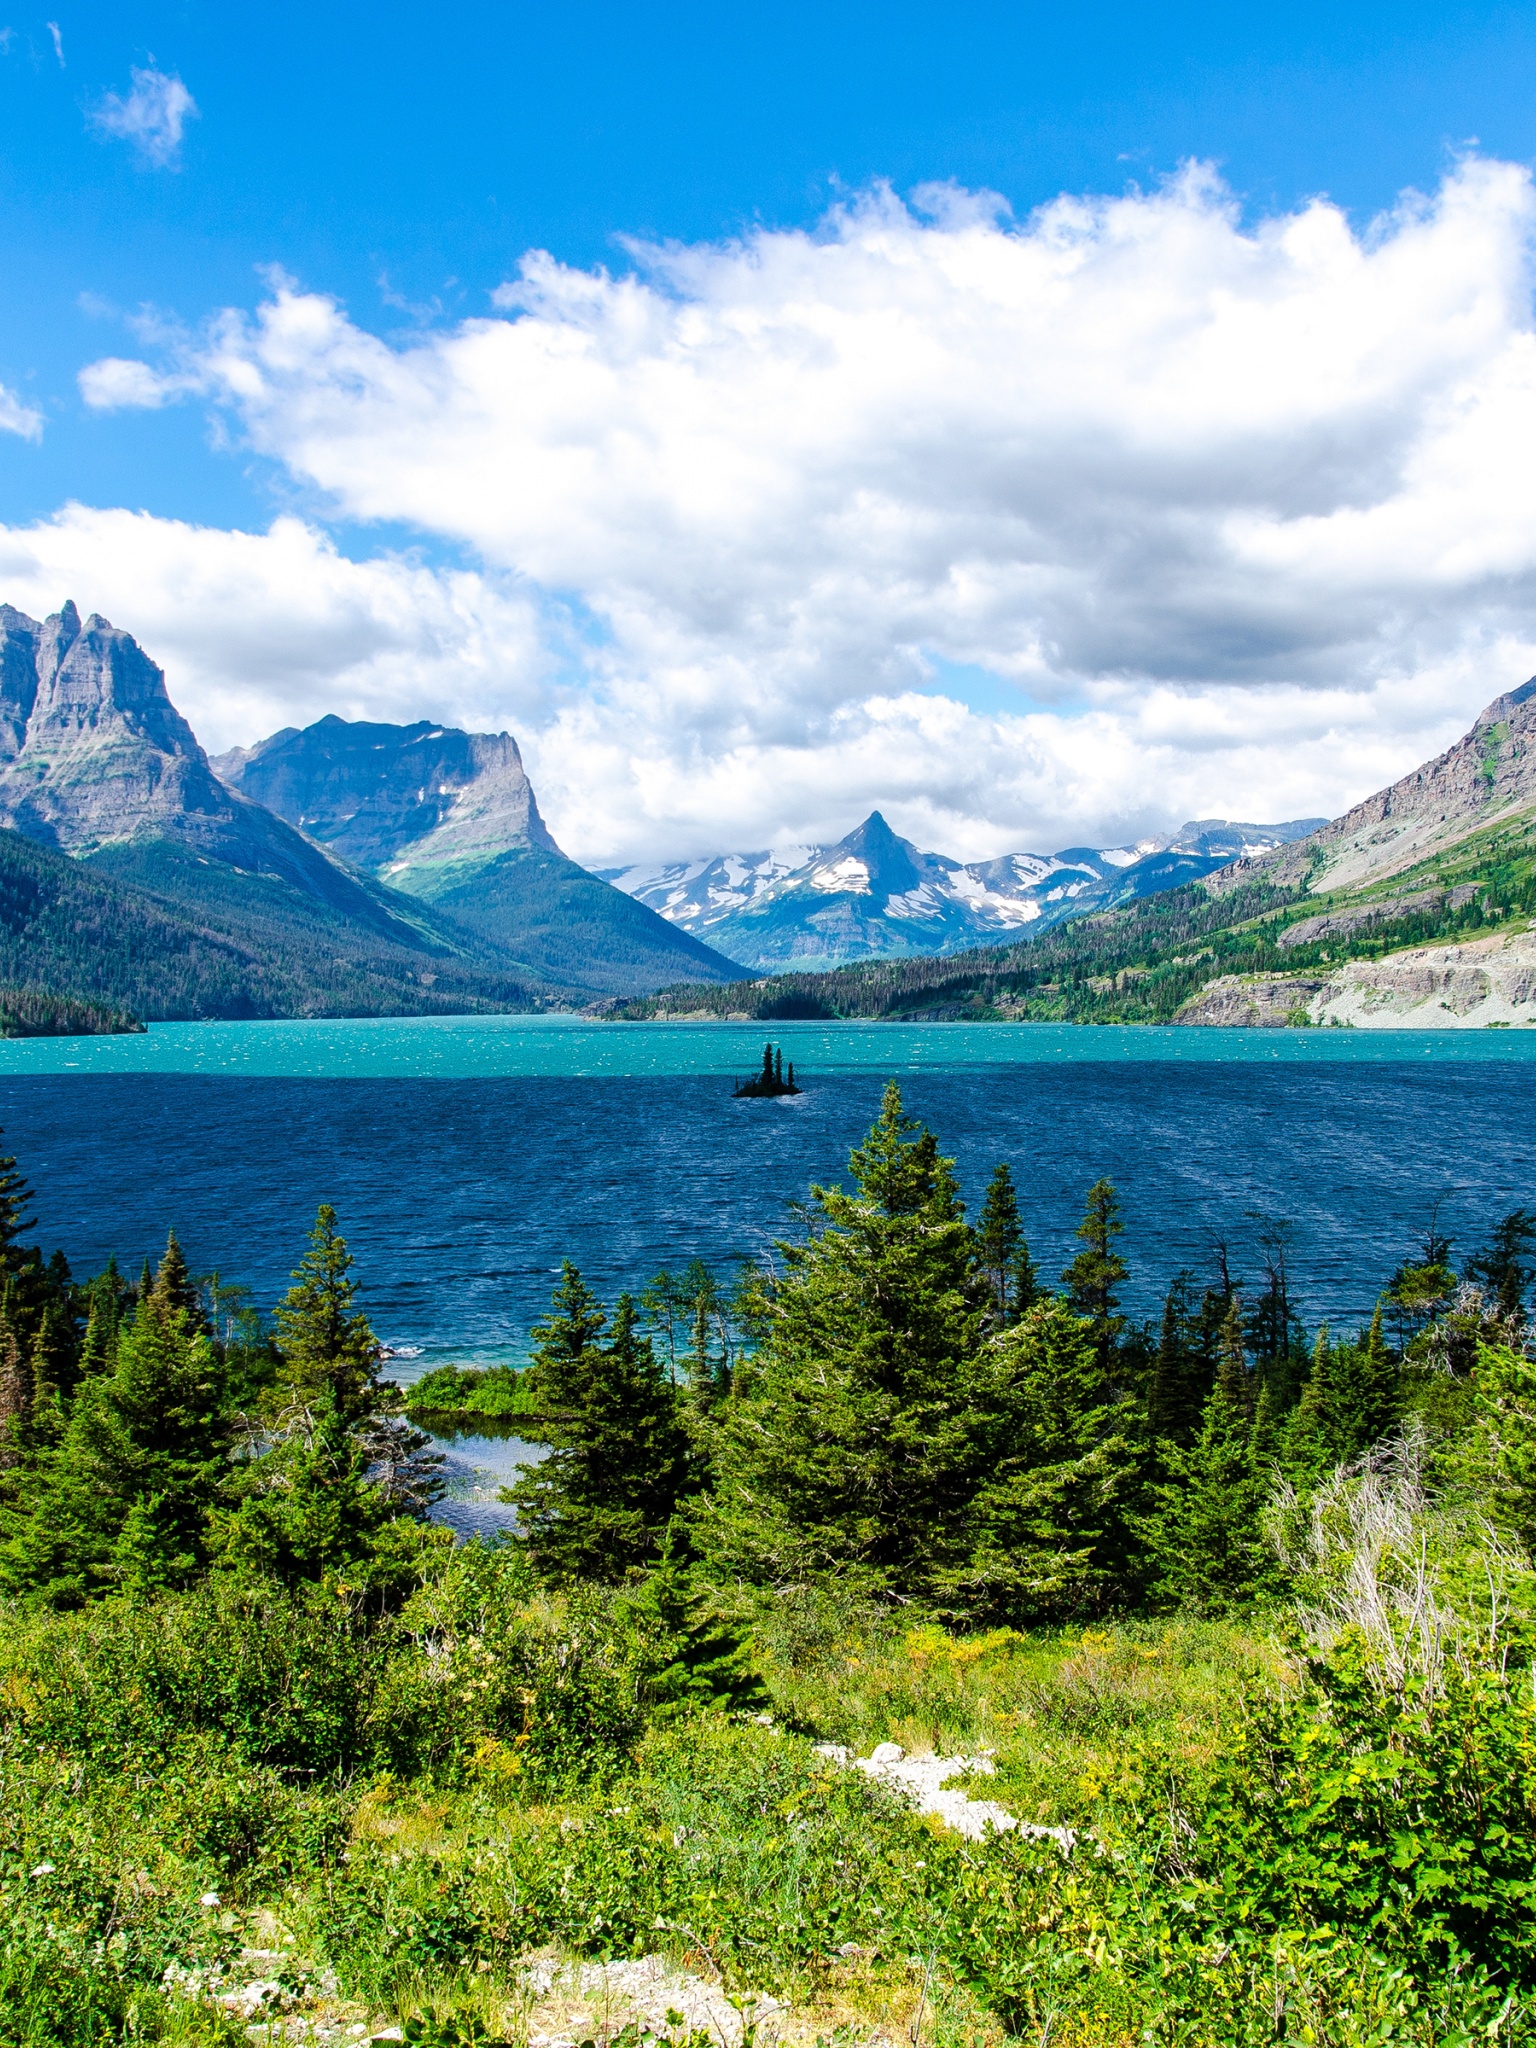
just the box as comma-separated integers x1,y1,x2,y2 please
0,1017,1531,1380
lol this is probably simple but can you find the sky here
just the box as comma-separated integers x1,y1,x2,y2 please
2,4,1536,862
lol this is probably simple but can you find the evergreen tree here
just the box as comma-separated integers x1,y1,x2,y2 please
1282,1307,1400,1476
615,1531,767,1717
1145,1273,1205,1448
215,1206,440,1600
526,1260,608,1411
0,1299,31,1470
0,1298,229,1606
0,1133,34,1271
1062,1178,1128,1372
149,1230,209,1333
506,1284,692,1582
1452,1339,1536,1553
270,1205,385,1427
1465,1210,1536,1319
954,1296,1139,1622
974,1163,1028,1325
1144,1306,1278,1613
697,1082,984,1598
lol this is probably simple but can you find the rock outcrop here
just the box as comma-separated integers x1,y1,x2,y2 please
1177,930,1536,1029
214,715,561,878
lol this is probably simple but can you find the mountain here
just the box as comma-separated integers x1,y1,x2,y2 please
611,678,1536,1030
215,714,743,996
0,603,582,1017
600,810,1324,971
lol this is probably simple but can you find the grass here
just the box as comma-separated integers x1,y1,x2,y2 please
1,1587,1526,2047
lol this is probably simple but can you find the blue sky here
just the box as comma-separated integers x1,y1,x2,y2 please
5,0,1535,530
1,1,1536,860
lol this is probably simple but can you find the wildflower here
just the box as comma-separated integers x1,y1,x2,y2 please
29,1861,55,1877
200,1891,221,1907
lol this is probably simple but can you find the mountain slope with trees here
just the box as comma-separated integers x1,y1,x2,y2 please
614,678,1536,1026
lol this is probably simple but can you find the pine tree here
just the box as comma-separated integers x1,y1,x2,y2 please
774,1046,784,1085
697,1082,985,1598
1465,1210,1536,1318
0,1134,34,1272
954,1296,1139,1623
526,1261,608,1412
215,1209,439,1599
1062,1178,1128,1372
1143,1305,1278,1614
149,1230,208,1333
270,1205,384,1428
1145,1273,1205,1449
0,1299,31,1470
0,1297,229,1606
615,1531,767,1718
506,1285,692,1582
974,1163,1025,1324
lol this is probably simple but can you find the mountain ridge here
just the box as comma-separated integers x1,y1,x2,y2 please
601,808,1324,970
214,710,744,996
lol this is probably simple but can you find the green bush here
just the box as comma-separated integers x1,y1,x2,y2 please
0,1576,377,1773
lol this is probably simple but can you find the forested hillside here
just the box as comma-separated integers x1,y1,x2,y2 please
0,826,556,1021
4,1095,1536,2041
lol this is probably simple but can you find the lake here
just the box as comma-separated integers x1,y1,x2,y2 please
0,1014,1531,1366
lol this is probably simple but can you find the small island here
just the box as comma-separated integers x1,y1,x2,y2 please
734,1041,802,1096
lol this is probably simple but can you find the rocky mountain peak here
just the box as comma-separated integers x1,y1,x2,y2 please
0,601,261,859
214,713,563,875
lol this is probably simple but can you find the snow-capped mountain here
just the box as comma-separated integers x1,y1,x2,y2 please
601,811,1325,972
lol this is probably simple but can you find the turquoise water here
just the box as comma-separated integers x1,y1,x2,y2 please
1,1012,1534,1078
0,1013,1532,1378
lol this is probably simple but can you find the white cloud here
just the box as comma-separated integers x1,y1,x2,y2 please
0,382,42,441
91,67,197,169
62,158,1536,861
0,506,553,755
77,356,180,410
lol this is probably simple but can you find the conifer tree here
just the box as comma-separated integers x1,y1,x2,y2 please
1062,1178,1128,1372
955,1296,1139,1622
974,1163,1028,1324
1465,1209,1536,1318
1144,1307,1278,1613
615,1531,767,1717
506,1284,691,1582
1146,1273,1205,1448
215,1206,439,1598
697,1082,984,1598
270,1205,385,1427
526,1260,608,1411
149,1230,208,1334
0,1297,229,1606
0,1301,31,1471
0,1134,34,1272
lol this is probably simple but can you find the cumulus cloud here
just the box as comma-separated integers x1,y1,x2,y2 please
0,383,42,441
91,67,197,169
63,157,1536,861
0,506,553,755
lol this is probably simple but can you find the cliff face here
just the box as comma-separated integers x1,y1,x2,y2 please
214,716,562,876
0,603,486,952
0,602,223,855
